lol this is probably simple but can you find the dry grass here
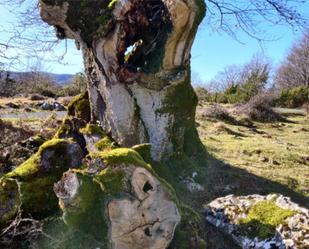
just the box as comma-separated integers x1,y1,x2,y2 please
0,114,63,173
197,103,309,197
202,104,238,124
0,97,34,105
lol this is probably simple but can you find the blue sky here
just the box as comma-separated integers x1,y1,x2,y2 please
0,1,308,84
191,22,306,84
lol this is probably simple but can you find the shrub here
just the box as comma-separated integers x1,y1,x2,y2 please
41,89,56,98
195,86,209,103
276,86,309,108
29,94,45,101
202,104,237,124
241,94,283,122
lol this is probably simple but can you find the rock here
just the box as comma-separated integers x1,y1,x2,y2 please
41,102,53,110
0,139,84,225
39,141,83,172
53,148,180,249
53,101,65,111
0,178,20,225
19,135,46,150
205,194,309,249
41,101,65,111
183,177,205,192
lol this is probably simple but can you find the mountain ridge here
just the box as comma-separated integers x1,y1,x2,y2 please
2,71,75,85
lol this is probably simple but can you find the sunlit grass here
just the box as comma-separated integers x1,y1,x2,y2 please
197,104,309,196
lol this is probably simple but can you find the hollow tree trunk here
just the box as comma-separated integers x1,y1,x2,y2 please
40,0,205,160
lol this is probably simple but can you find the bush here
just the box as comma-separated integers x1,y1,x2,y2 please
241,94,283,122
202,104,237,124
276,86,309,108
41,89,56,98
195,87,210,103
29,94,45,101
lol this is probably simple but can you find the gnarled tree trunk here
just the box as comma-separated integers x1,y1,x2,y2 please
40,0,205,160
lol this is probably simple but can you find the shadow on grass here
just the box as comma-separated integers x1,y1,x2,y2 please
200,148,308,249
203,152,308,208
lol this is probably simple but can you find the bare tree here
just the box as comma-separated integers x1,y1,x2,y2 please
35,0,297,160
0,1,309,248
210,65,243,92
205,0,308,41
209,54,270,92
0,0,66,68
0,0,308,68
275,29,309,89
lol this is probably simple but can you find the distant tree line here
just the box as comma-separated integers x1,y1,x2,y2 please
0,71,87,98
195,30,309,108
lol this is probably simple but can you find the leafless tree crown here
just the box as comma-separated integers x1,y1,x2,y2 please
275,29,309,89
0,0,308,67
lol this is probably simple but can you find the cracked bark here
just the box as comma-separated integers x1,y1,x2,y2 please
39,0,205,160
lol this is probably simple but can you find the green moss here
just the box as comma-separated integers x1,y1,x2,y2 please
159,72,199,156
94,136,115,151
0,138,82,224
61,172,108,241
0,178,20,226
54,117,71,138
80,123,105,137
94,168,125,194
98,14,110,26
20,175,59,215
108,0,117,9
6,139,67,180
62,173,98,225
6,154,39,180
67,92,91,122
20,135,46,147
38,138,67,154
90,148,149,168
132,143,152,163
96,0,117,26
170,204,206,248
90,148,179,204
54,116,86,141
239,201,296,239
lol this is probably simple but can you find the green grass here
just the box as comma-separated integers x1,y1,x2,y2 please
197,104,309,197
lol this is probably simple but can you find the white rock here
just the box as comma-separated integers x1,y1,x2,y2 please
205,194,309,249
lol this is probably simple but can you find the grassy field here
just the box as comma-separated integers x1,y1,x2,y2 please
196,104,309,203
1,98,308,248
2,99,308,202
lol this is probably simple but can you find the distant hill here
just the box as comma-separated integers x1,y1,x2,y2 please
3,71,75,85
46,73,75,85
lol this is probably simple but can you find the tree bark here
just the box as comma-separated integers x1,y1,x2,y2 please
39,0,205,160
